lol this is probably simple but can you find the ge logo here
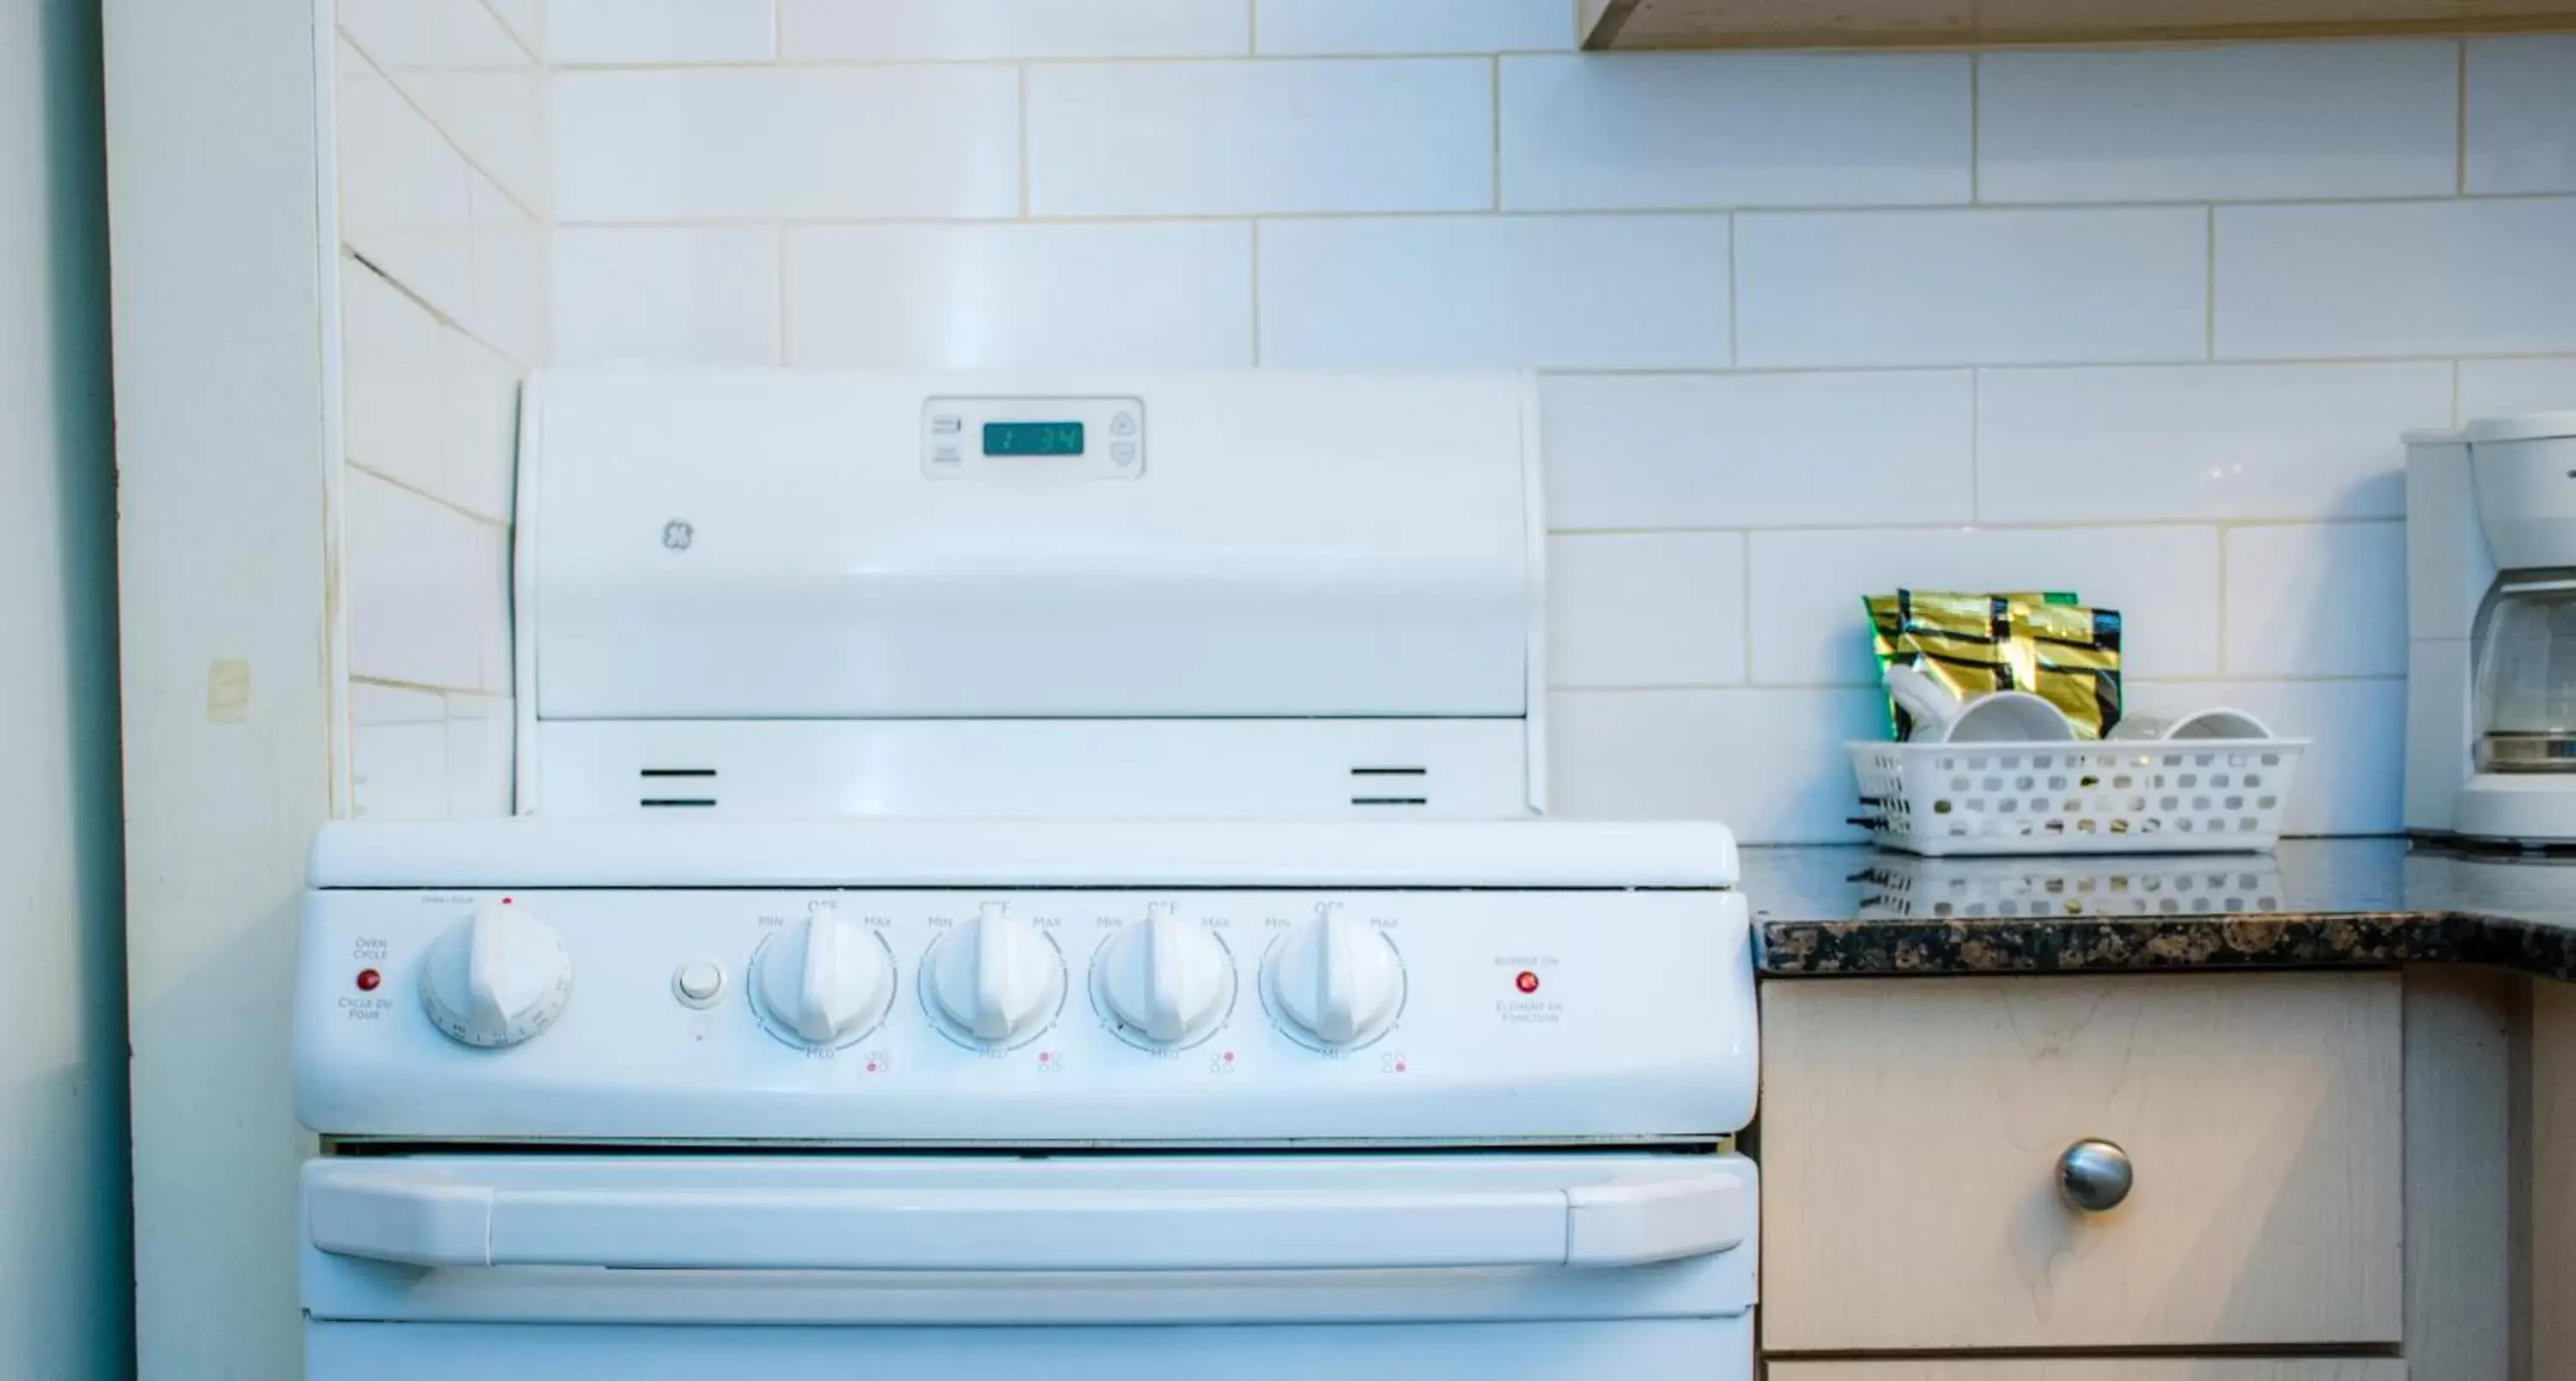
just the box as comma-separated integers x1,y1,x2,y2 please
661,520,694,551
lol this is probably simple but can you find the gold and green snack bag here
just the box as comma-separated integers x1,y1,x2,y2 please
1866,590,2123,739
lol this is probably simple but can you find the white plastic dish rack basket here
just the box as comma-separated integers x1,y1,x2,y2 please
1847,737,2310,857
1851,855,2287,919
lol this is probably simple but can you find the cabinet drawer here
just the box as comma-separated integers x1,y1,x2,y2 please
1769,1363,2403,1380
1759,973,2402,1354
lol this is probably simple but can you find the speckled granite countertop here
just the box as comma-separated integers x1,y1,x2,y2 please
1746,837,2576,981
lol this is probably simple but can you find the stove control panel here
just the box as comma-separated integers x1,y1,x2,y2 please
296,887,1755,1144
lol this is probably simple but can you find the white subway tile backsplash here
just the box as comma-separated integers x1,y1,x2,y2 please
338,40,477,326
1258,0,1570,53
1541,371,1975,530
2458,357,2576,418
549,0,775,64
1735,208,2208,368
2467,36,2576,194
1547,533,1747,688
2223,522,2408,678
335,20,2576,841
469,172,546,363
445,694,515,817
342,259,447,499
782,0,1249,60
424,65,547,218
2216,198,2576,359
554,68,1022,222
474,522,513,693
1500,54,1971,210
345,471,492,692
350,683,452,820
1025,60,1491,216
2123,678,2403,836
1746,526,2223,684
784,222,1254,368
440,327,519,522
1978,42,2458,204
552,226,780,366
341,0,547,212
1548,687,1886,841
1975,362,2446,523
1258,216,1728,369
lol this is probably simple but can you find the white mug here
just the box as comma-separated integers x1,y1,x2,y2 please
1909,690,2079,745
2107,708,2271,742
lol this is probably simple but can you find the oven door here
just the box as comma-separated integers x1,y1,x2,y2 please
303,1150,1756,1378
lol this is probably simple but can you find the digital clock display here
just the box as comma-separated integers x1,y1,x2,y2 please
982,421,1085,457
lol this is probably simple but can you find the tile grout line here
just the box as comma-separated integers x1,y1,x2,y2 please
352,674,512,703
347,458,513,531
2457,40,2470,197
545,189,2576,231
1544,672,2408,696
1546,516,2407,537
475,0,542,66
1724,214,1740,367
1967,51,1981,204
2204,204,2218,360
344,247,525,369
549,52,1582,73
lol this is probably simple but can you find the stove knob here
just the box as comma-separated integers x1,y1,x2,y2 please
1097,903,1232,1046
420,901,572,1049
1265,906,1403,1049
752,905,894,1049
927,903,1065,1047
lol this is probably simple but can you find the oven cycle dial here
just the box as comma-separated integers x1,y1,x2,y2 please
1263,905,1404,1050
751,906,895,1049
420,901,573,1049
925,903,1066,1049
1095,903,1233,1049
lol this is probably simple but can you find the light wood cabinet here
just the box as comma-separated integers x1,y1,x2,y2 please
1759,973,2403,1354
1769,1362,2405,1380
1581,0,2576,49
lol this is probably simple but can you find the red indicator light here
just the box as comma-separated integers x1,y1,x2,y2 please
1222,1051,1235,1063
1038,1051,1051,1063
1514,970,1540,994
355,969,382,992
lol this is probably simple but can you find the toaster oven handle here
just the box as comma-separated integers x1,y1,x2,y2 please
306,1166,1746,1274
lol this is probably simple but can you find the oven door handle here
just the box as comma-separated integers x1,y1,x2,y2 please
305,1165,1746,1273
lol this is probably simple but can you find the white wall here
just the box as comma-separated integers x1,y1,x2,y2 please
0,2,132,1377
541,10,2576,842
333,0,544,823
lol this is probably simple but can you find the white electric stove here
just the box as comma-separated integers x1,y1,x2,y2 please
298,370,1759,1378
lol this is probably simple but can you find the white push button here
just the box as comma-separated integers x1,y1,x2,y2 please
932,416,963,435
1112,441,1138,465
675,962,724,1006
1111,412,1137,436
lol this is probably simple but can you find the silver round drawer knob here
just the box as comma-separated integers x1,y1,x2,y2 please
2057,1139,2134,1212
